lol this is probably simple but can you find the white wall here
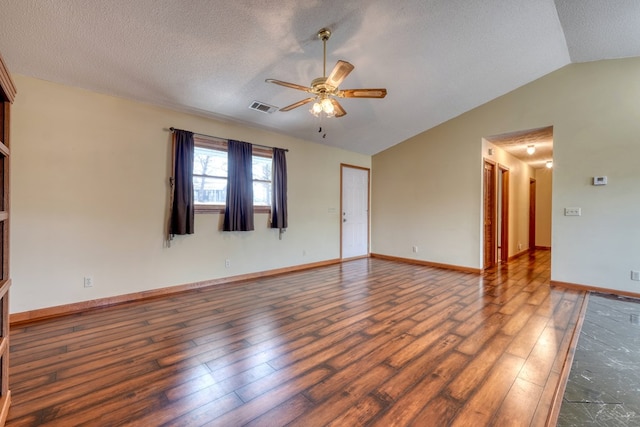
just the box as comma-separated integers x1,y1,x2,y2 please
10,75,370,313
373,58,640,294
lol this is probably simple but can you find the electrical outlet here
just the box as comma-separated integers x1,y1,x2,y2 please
631,270,640,281
412,246,418,253
225,259,231,268
83,276,93,288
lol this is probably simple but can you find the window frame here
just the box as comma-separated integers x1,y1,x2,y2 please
193,135,272,214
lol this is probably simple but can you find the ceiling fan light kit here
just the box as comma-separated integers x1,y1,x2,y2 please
311,96,335,117
266,28,387,118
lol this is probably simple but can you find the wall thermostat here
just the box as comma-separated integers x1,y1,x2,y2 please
592,176,607,186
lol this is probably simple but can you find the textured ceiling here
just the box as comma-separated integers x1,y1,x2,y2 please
486,126,554,169
0,1,639,155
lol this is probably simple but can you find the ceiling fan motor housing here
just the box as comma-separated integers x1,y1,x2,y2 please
311,77,335,95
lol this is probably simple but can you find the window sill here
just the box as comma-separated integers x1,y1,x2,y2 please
195,205,271,214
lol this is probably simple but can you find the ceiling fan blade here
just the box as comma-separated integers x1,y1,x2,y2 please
265,79,310,92
330,98,347,117
325,60,354,89
280,97,316,111
337,88,388,98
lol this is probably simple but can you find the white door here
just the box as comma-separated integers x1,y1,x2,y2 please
341,165,369,258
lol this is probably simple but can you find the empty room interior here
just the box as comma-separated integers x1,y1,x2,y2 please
0,1,639,426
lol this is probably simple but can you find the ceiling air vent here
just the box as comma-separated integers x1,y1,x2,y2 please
249,101,278,114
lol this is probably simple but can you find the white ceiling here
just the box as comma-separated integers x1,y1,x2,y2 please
0,1,639,155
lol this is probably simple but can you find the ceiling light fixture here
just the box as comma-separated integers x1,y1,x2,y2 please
546,160,553,169
265,28,387,118
310,95,335,117
527,145,536,155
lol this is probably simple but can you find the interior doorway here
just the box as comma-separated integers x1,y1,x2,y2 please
483,125,554,267
484,160,510,268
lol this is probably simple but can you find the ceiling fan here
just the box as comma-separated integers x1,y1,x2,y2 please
266,28,387,118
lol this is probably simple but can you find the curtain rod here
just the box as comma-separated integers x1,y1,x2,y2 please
169,127,289,152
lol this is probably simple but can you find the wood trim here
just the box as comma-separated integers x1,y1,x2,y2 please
370,253,482,274
0,336,8,381
551,280,640,300
535,245,551,250
340,254,370,262
483,159,497,269
339,164,371,172
529,178,536,249
0,53,16,104
0,280,9,299
545,292,589,426
0,392,10,427
499,166,509,263
507,248,529,262
0,49,12,425
2,102,8,151
10,259,342,325
3,102,11,279
194,135,273,158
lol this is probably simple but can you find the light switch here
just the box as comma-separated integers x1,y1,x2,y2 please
593,176,607,186
564,207,581,216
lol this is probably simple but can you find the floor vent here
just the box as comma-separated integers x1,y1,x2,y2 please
249,101,278,114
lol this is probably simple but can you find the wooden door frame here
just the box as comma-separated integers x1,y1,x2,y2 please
0,51,15,425
499,165,510,263
340,164,371,260
483,159,497,269
529,178,536,250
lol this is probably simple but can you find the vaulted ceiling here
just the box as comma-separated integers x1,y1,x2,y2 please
0,1,639,155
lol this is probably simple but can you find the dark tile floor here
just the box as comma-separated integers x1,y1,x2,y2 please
558,293,640,427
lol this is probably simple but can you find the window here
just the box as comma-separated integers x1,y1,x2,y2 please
193,136,272,213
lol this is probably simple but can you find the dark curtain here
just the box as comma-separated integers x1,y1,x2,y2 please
223,140,254,231
169,129,194,236
270,148,288,235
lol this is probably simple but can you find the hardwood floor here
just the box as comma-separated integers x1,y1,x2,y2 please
7,250,585,426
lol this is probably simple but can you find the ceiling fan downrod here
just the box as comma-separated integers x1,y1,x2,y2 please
318,28,331,78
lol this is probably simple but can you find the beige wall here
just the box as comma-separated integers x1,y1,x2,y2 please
482,141,535,256
11,57,640,312
535,167,553,248
373,57,640,293
10,75,370,313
